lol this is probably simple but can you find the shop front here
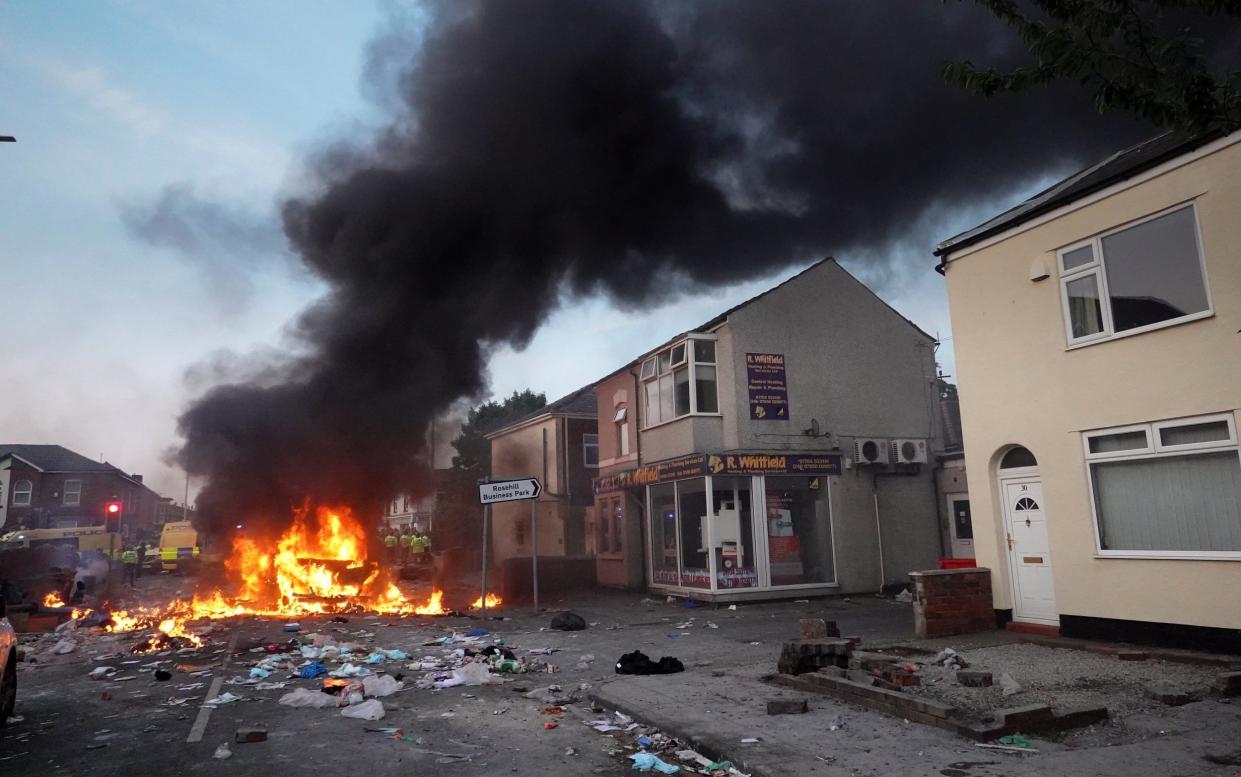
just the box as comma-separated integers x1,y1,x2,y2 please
595,452,843,600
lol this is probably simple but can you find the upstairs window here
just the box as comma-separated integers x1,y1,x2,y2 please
12,480,32,506
640,336,719,427
63,479,82,507
583,433,599,468
1059,204,1210,346
614,405,630,458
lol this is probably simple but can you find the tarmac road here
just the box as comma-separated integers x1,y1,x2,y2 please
4,582,907,776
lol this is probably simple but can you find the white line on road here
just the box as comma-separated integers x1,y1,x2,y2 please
186,628,240,743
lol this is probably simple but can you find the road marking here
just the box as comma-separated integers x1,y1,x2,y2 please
186,628,240,743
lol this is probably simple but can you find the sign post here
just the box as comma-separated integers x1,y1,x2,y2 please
478,477,542,613
530,499,539,614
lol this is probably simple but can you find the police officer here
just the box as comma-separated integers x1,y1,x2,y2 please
400,527,414,564
121,545,139,587
383,530,398,565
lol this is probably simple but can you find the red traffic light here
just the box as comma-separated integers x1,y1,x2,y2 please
106,501,122,515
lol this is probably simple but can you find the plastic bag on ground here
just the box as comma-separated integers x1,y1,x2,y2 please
52,639,77,654
213,743,232,760
279,687,339,709
630,753,680,773
340,699,385,720
999,672,1022,697
298,662,327,679
933,648,968,669
361,674,403,697
382,649,408,661
330,662,370,678
435,662,501,688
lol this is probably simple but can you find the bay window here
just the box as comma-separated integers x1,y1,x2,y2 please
640,336,719,427
1058,203,1210,346
1084,414,1241,558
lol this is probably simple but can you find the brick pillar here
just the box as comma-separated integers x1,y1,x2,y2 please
909,568,994,639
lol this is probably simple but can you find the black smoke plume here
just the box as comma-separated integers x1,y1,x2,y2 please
177,0,1149,537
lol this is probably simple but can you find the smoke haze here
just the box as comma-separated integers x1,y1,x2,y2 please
176,0,1149,536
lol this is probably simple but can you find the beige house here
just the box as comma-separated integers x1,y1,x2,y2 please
935,130,1241,651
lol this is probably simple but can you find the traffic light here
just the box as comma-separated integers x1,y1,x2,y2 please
105,500,123,532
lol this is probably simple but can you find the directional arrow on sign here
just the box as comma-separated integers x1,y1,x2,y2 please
478,477,542,504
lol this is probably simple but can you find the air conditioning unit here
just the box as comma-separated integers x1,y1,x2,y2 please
891,438,928,464
853,438,889,465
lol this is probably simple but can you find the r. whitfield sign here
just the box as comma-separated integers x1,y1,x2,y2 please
746,352,789,420
594,451,841,493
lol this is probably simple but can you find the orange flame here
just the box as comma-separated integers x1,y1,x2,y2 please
470,594,503,609
43,592,66,608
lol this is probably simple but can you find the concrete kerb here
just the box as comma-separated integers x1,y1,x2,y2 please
591,680,779,777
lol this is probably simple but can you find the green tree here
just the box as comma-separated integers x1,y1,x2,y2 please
945,1,1241,133
450,389,547,479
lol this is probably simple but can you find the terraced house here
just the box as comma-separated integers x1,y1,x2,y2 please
935,130,1241,651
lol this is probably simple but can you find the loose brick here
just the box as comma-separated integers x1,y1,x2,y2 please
766,698,809,715
957,670,993,687
1144,683,1195,706
1214,671,1241,696
996,703,1055,729
799,618,829,639
235,727,268,743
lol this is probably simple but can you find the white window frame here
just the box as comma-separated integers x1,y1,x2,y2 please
1083,412,1241,560
63,479,82,507
12,479,32,506
640,335,721,429
1057,202,1213,349
583,433,599,468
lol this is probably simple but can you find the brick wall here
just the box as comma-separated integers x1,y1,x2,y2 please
909,568,994,638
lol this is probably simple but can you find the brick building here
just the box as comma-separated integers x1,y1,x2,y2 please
0,444,167,539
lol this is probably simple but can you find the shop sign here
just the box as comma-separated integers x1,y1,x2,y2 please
593,451,843,493
707,453,842,477
746,352,789,420
592,454,706,493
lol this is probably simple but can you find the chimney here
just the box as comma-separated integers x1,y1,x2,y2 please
132,474,144,484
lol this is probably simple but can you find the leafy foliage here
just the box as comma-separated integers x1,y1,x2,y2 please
450,389,547,479
945,1,1241,133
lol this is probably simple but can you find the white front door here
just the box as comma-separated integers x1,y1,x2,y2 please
1001,479,1058,624
947,494,974,558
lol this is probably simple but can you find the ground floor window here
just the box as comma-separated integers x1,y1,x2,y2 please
646,473,836,591
1085,414,1241,557
764,476,835,585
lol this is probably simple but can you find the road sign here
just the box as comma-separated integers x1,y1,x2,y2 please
478,478,541,504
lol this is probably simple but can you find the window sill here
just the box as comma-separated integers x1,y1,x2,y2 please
641,413,723,432
1066,310,1213,351
1093,552,1241,561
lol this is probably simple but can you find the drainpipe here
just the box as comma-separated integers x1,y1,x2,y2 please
931,458,948,559
872,472,886,591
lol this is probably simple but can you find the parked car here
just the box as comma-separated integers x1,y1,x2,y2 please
0,598,16,724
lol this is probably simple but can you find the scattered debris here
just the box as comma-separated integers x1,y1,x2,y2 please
213,743,233,760
203,692,241,707
766,699,809,715
616,651,684,675
828,714,846,731
341,699,386,720
894,588,913,603
933,648,968,669
550,612,587,631
630,753,680,773
998,673,1022,697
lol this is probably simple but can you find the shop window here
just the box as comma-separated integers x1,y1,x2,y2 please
677,479,709,589
640,336,720,427
711,476,756,589
764,476,835,586
63,479,82,507
649,483,678,585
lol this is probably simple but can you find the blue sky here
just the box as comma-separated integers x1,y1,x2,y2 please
0,1,1020,502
